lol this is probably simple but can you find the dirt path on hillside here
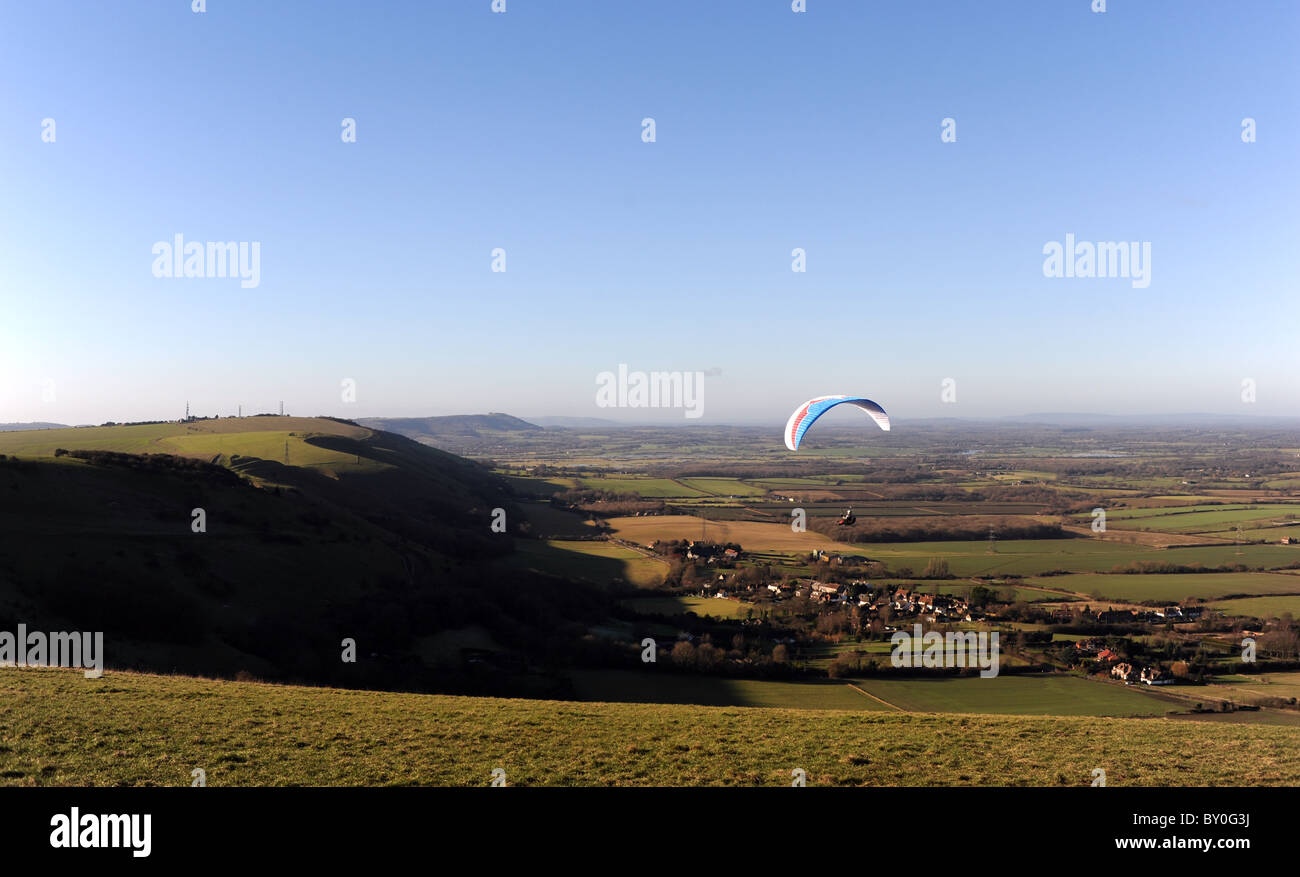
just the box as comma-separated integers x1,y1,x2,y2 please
846,682,906,711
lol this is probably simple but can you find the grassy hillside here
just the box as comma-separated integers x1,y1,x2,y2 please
0,416,364,459
0,417,609,694
3,668,1297,786
499,539,667,587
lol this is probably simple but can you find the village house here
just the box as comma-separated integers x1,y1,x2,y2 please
891,589,917,614
1140,666,1173,685
686,541,720,562
766,582,794,599
809,581,845,603
1073,638,1103,657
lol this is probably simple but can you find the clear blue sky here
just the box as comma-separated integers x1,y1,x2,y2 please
1,1,1296,425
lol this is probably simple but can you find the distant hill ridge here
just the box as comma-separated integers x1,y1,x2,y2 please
526,416,623,428
358,413,542,438
0,422,68,432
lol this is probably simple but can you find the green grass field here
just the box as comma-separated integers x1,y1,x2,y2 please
1099,505,1300,533
865,538,1300,577
574,670,1182,717
0,417,367,458
570,670,889,710
1208,595,1300,619
1205,524,1300,540
1203,672,1300,707
912,582,1072,603
5,669,1298,786
1030,572,1300,602
577,477,706,497
676,477,769,497
853,675,1182,716
0,417,393,484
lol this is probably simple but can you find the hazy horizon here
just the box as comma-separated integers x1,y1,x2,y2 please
9,407,1300,432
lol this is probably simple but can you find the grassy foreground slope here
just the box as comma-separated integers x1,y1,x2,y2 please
4,669,1298,786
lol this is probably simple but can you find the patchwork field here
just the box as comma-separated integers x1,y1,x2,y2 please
9,418,1300,789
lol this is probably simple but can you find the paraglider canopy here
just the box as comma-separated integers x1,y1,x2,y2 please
784,395,890,451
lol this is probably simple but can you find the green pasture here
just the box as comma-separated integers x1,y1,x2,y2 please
1030,572,1300,603
676,478,769,497
1208,595,1300,619
1094,504,1300,533
13,669,1299,785
853,675,1181,716
570,670,890,711
868,538,1300,578
577,477,707,497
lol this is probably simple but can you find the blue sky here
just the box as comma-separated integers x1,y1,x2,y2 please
1,1,1296,425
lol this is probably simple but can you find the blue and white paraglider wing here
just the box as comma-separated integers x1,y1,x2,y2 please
783,395,890,451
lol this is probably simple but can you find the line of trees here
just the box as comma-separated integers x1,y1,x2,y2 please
815,515,1065,543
